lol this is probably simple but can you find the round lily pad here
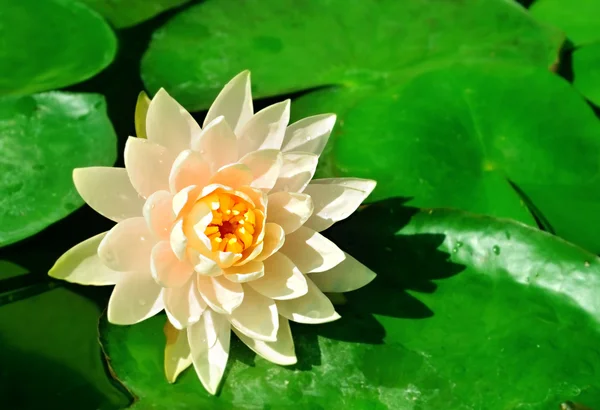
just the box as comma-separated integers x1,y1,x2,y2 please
79,0,191,28
573,42,600,106
530,0,600,46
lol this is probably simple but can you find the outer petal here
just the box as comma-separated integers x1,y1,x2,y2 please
271,152,318,194
303,178,376,232
276,277,340,324
146,88,200,154
227,285,278,342
237,100,290,157
164,277,207,329
309,253,376,293
73,167,144,222
281,114,336,156
197,275,244,314
204,70,253,134
188,310,231,395
124,137,175,198
223,261,264,283
169,150,211,193
143,190,174,240
98,217,154,272
191,116,238,173
151,241,194,287
209,163,253,189
248,253,307,300
280,226,345,273
254,223,285,262
49,232,120,285
233,316,296,366
164,322,193,383
107,271,164,325
266,192,313,234
238,149,283,191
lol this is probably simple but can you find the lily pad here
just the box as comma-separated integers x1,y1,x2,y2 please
141,0,562,110
530,0,600,46
573,42,600,106
0,92,117,247
99,203,600,409
79,0,191,28
0,0,116,96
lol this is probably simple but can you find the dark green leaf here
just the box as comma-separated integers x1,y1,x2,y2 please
0,92,117,247
78,0,191,28
573,42,600,106
530,0,600,46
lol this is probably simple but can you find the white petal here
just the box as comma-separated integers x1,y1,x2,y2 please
266,192,313,234
223,261,264,283
107,271,164,325
227,285,278,342
146,88,200,154
271,152,318,193
172,185,202,217
188,249,221,276
124,137,175,198
237,100,290,157
170,219,188,260
281,114,336,156
49,232,120,285
309,253,376,293
143,190,174,240
238,149,283,191
151,241,194,287
276,277,340,324
254,223,285,262
249,252,307,300
73,167,144,222
198,275,244,314
169,150,211,193
204,71,253,134
209,163,253,189
280,226,345,273
192,116,238,173
98,217,154,272
303,178,376,231
233,316,296,366
164,322,193,383
164,277,207,329
188,310,231,395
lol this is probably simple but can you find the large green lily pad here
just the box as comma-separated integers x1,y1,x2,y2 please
79,0,191,28
0,92,117,247
0,0,116,96
530,0,600,46
141,0,562,110
573,42,600,106
99,203,600,409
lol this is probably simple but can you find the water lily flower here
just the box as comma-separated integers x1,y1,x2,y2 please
50,71,376,394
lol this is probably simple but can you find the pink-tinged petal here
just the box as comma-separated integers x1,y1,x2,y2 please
209,163,253,189
107,271,164,325
197,275,243,314
266,192,313,234
151,241,194,287
280,226,345,273
309,253,376,293
164,322,193,383
124,137,175,198
254,223,285,262
281,114,336,156
223,261,264,283
238,149,283,191
146,88,200,154
204,71,253,134
188,249,221,276
170,220,188,260
233,316,296,366
73,167,145,222
143,190,174,240
227,285,278,342
271,152,318,194
98,217,154,272
172,185,201,218
276,277,340,324
303,178,376,232
169,150,211,193
237,100,290,157
49,232,121,285
182,201,213,251
237,186,266,210
248,253,307,300
192,116,238,172
164,277,207,329
188,310,231,395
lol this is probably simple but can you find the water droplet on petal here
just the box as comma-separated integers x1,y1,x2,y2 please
139,299,147,306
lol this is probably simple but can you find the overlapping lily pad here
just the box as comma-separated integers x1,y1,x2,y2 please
99,204,600,409
79,0,191,28
530,0,600,46
573,42,600,106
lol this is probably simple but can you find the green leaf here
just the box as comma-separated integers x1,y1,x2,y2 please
141,0,562,110
134,91,151,139
0,0,116,96
0,92,117,247
573,42,600,106
530,0,600,46
99,203,600,409
78,0,191,29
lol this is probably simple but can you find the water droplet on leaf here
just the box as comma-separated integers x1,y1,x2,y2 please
492,245,500,255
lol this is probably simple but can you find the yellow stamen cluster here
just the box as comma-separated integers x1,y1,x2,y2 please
202,192,256,253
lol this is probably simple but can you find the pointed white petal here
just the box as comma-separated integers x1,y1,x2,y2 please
98,217,154,272
151,241,194,287
143,190,174,240
188,249,222,276
107,271,164,325
209,163,253,189
204,71,253,134
227,285,278,342
197,275,244,314
249,253,307,300
237,100,290,157
192,116,238,173
169,150,211,193
233,316,296,366
280,226,345,273
170,219,188,261
276,277,340,324
124,137,175,198
164,322,193,383
238,149,283,191
271,152,318,193
223,261,264,283
266,192,313,234
281,114,336,156
254,223,285,262
172,185,201,217
309,253,376,293
164,277,207,329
